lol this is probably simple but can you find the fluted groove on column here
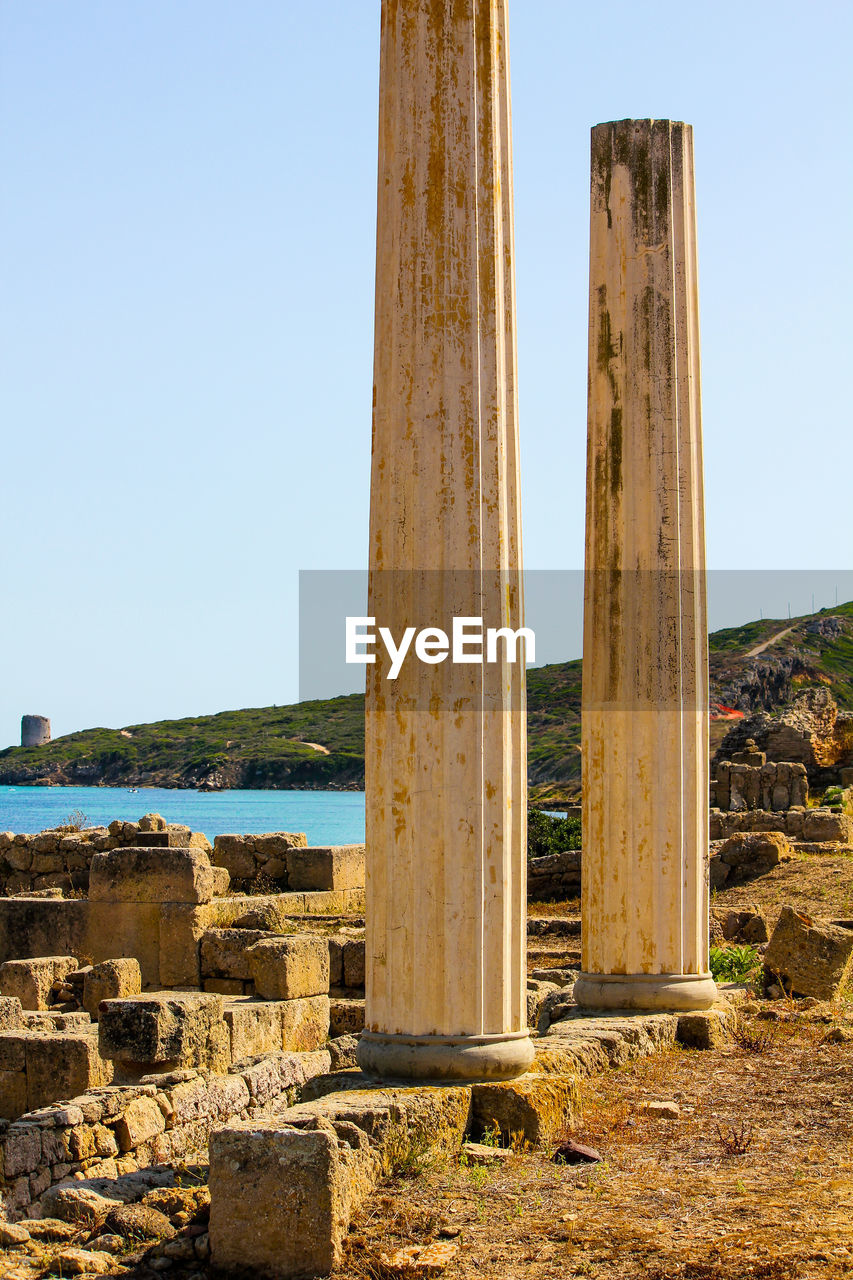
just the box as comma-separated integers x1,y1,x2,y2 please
575,119,716,1013
358,0,532,1080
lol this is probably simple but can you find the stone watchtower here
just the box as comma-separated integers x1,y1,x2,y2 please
21,715,51,747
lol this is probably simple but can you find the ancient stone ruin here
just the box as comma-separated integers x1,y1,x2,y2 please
20,716,50,748
3,5,851,1278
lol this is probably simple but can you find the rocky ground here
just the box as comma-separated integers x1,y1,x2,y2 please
1,851,850,1279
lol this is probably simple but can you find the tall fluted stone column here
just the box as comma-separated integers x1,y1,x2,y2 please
357,0,533,1081
574,119,717,1012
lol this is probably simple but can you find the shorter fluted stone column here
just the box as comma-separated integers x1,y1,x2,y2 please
574,119,716,1013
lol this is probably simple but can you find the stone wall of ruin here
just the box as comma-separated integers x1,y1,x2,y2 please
0,1048,331,1220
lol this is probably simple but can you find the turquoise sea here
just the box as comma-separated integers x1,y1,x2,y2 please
0,786,366,846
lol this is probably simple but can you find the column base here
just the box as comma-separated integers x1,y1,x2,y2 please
356,1029,535,1082
572,972,717,1012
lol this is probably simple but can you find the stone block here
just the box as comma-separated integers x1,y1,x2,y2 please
247,935,329,1001
83,959,142,1020
719,831,788,870
709,856,730,889
301,888,366,915
201,929,267,982
0,996,23,1030
211,836,258,881
0,956,78,1011
204,978,244,996
342,938,366,990
0,900,90,974
86,902,161,988
89,847,215,903
210,865,230,896
328,937,345,987
803,809,852,843
158,903,217,988
114,1095,167,1151
280,995,330,1052
138,813,167,832
99,992,228,1071
254,833,306,860
132,830,192,848
786,808,806,839
224,999,285,1063
286,844,365,892
764,907,853,1000
676,1007,734,1050
0,1069,28,1120
1,1123,43,1178
0,1032,27,1073
209,1120,375,1278
330,998,365,1037
741,914,769,944
472,1074,576,1144
25,1031,113,1111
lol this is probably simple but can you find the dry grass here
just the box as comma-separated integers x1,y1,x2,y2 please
714,851,853,925
336,1020,853,1280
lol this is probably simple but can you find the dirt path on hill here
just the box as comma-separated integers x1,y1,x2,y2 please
746,626,795,658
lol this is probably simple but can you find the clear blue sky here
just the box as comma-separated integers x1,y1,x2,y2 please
1,1,851,748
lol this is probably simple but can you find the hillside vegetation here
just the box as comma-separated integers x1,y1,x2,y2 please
2,603,851,795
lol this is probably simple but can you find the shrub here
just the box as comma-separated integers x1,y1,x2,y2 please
527,809,581,858
53,809,91,834
709,944,761,984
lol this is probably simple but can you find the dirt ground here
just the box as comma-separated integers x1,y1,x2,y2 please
337,1015,853,1280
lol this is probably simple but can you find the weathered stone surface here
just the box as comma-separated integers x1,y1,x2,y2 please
286,845,365,893
0,1031,26,1072
0,956,77,1011
89,847,215,903
51,1248,115,1274
0,1068,28,1120
99,992,228,1071
677,1007,734,1050
113,1097,167,1152
578,118,714,1013
803,809,852,843
247,935,329,1001
83,959,142,1020
209,1120,376,1278
201,928,267,982
210,864,230,896
25,1030,113,1111
328,1034,360,1072
158,902,217,988
85,901,162,988
211,835,257,881
642,1100,681,1119
330,997,365,1038
719,831,789,870
280,995,330,1052
138,814,168,832
342,938,366,989
40,1183,123,1224
224,998,284,1063
472,1075,576,1144
764,907,853,1000
360,0,532,1083
0,1220,30,1245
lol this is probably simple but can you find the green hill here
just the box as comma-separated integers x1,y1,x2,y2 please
2,603,851,797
